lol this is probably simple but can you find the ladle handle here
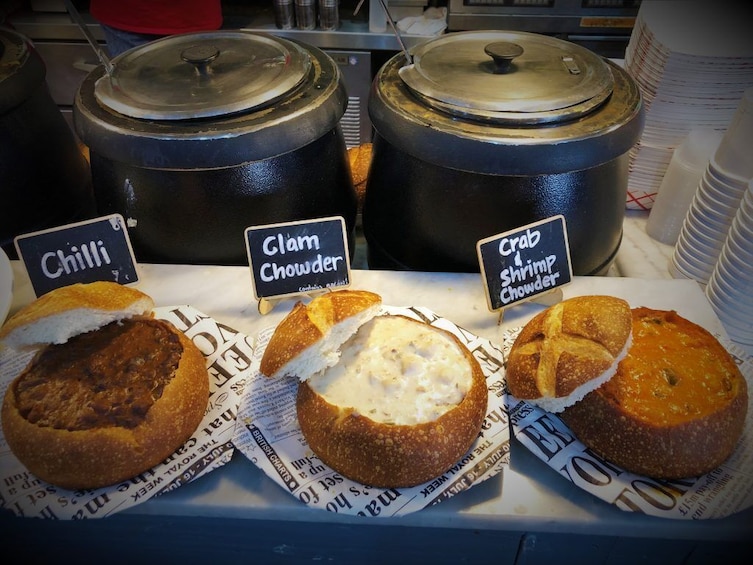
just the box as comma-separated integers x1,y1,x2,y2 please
484,42,524,74
377,0,412,65
63,0,114,76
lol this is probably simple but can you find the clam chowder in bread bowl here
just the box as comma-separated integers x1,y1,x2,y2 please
260,289,488,488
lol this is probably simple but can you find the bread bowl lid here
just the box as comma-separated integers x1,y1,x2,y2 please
398,30,614,124
94,31,311,120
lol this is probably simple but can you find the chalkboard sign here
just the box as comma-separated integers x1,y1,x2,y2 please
14,214,139,297
245,216,351,300
477,215,573,311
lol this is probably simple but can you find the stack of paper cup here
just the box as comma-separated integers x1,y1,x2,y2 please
714,87,753,181
647,129,723,245
705,179,753,346
624,1,753,210
670,88,753,283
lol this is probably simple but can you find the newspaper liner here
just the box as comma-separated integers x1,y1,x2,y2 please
0,306,252,519
233,305,509,517
502,326,753,520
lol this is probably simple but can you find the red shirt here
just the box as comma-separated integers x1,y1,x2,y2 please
90,0,223,36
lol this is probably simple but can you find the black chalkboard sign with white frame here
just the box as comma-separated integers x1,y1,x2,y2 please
14,214,139,297
477,215,573,312
245,216,351,301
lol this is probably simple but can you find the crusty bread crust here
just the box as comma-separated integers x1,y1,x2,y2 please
296,316,488,488
0,281,154,348
560,307,748,479
348,143,372,213
1,323,208,490
260,289,382,380
506,295,632,413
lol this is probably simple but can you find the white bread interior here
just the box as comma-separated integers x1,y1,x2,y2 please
0,282,154,349
269,302,381,381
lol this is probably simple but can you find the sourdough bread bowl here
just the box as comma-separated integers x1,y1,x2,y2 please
559,307,748,479
507,295,748,479
0,281,209,490
260,289,488,488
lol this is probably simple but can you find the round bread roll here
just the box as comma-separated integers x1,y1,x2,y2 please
560,307,748,479
0,282,209,490
506,295,633,413
260,290,488,488
347,143,372,214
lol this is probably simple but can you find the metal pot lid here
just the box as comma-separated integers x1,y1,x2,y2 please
0,28,27,75
94,31,311,120
398,30,614,124
1,28,46,113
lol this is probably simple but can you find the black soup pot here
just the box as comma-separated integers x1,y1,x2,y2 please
364,31,644,275
1,27,95,259
74,32,356,265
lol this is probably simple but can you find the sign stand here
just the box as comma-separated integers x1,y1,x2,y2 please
256,288,335,316
257,297,279,316
477,214,573,322
494,286,564,326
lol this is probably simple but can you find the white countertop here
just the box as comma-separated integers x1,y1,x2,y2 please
3,210,751,540
615,210,676,280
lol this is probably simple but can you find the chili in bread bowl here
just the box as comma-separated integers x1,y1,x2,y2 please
0,282,209,490
506,295,633,413
560,307,748,479
260,290,488,488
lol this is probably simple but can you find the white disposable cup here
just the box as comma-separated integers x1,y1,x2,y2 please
706,287,753,343
707,287,753,325
672,241,715,282
709,156,749,190
701,176,745,208
717,255,752,289
647,129,723,245
681,226,721,258
714,87,753,181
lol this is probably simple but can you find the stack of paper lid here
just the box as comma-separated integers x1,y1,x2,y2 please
624,0,753,210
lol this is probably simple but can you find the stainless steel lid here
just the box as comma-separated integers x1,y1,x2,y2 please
369,31,644,175
95,31,311,120
75,32,347,169
0,27,27,72
1,27,46,112
398,30,614,124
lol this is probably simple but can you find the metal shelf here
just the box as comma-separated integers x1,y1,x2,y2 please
8,11,427,52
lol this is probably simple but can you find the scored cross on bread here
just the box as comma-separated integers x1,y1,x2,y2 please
506,295,633,413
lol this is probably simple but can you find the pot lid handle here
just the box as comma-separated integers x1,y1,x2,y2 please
92,31,312,121
181,44,220,78
397,31,615,125
484,42,524,74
